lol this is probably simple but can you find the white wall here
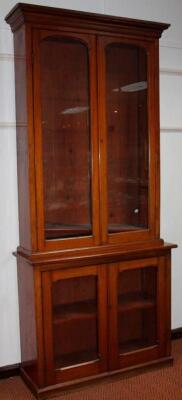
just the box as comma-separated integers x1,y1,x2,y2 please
0,0,182,367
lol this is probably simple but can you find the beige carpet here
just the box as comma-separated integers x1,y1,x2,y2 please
0,340,182,400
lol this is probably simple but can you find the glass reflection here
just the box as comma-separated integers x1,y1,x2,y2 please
40,37,92,240
106,43,149,233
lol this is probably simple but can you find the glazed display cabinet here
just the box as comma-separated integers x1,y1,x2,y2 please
6,3,176,398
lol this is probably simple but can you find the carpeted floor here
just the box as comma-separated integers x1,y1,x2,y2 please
0,340,182,400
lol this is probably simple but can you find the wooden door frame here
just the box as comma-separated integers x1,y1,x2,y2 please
108,257,168,371
33,28,101,252
97,35,160,246
42,265,108,385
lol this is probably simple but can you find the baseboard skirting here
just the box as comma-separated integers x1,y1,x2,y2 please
0,363,20,379
0,328,182,380
171,327,182,340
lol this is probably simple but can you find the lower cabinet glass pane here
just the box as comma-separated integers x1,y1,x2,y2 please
118,267,157,354
52,275,99,369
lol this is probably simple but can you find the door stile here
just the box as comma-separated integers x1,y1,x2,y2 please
89,35,101,246
96,36,109,245
157,256,171,357
107,263,119,370
97,264,108,371
33,29,45,250
42,271,55,385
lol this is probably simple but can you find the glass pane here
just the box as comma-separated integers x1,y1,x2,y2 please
118,267,157,354
52,275,99,369
40,36,92,239
106,43,148,233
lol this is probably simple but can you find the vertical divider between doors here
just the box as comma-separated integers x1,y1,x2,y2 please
90,34,101,245
96,37,108,245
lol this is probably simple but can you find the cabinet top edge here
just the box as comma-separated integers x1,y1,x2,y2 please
5,2,170,36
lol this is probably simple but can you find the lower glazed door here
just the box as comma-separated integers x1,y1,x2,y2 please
108,256,170,370
42,265,108,385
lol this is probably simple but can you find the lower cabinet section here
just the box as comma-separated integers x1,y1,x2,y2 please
17,250,172,397
39,255,171,387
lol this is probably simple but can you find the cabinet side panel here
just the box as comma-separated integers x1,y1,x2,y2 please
17,256,39,385
14,26,37,251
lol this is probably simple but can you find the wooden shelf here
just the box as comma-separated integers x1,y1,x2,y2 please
53,300,97,324
46,224,92,239
46,223,147,238
55,349,98,369
109,224,146,233
119,338,156,354
118,292,156,312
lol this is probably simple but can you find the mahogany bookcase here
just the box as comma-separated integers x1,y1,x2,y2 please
6,4,176,398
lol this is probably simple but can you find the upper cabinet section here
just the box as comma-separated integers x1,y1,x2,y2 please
6,4,169,253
